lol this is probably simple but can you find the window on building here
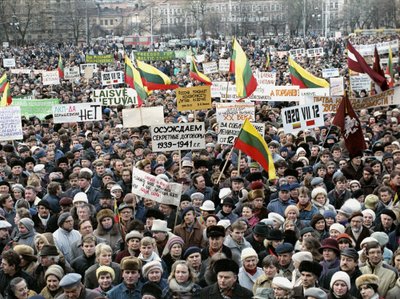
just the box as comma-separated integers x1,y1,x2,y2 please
105,19,108,25
110,19,113,25
100,20,103,25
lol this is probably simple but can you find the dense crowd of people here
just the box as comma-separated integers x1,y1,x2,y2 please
0,32,399,299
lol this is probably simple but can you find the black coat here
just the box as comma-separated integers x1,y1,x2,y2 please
320,266,362,298
197,282,253,299
0,269,38,297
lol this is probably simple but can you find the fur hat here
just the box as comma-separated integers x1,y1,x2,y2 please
120,257,142,271
13,245,36,260
299,260,323,277
284,205,300,217
96,209,114,223
214,258,239,274
356,274,379,289
141,282,163,299
45,265,65,280
330,271,351,290
247,189,264,201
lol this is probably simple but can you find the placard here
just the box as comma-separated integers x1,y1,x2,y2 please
92,88,138,106
216,102,255,122
122,106,164,127
10,69,45,75
151,122,205,151
218,121,265,145
265,86,302,102
134,51,175,61
322,68,339,78
255,72,276,87
80,63,97,74
12,98,60,119
281,103,324,132
84,67,94,79
215,82,270,101
0,106,23,141
42,71,60,85
299,88,330,98
2,42,9,48
306,47,324,58
131,167,182,206
354,40,399,56
64,67,80,80
101,71,124,85
3,58,16,68
195,54,205,63
52,103,102,123
330,77,344,96
176,86,211,111
85,54,114,64
219,59,230,72
350,74,371,92
289,48,306,58
202,61,218,74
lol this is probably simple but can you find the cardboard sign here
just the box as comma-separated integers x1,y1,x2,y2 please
101,71,124,85
80,63,97,74
265,86,302,102
281,103,324,132
218,121,265,145
195,54,205,63
3,58,16,68
2,42,9,48
289,48,306,58
176,86,211,111
84,67,94,80
52,103,102,123
92,88,138,106
131,167,182,206
322,68,339,78
299,88,330,98
122,106,164,128
354,40,399,56
214,82,270,101
255,72,276,87
330,77,344,96
64,67,80,80
12,98,60,119
151,122,205,151
42,71,60,85
0,106,23,141
216,102,255,122
306,47,324,58
134,51,175,61
219,59,230,72
350,74,371,92
85,54,114,64
202,61,218,74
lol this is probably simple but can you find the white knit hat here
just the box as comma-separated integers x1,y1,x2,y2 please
311,186,327,199
241,247,258,262
272,276,293,290
362,209,376,221
292,251,313,264
330,271,351,290
142,260,163,278
329,223,345,235
268,212,285,225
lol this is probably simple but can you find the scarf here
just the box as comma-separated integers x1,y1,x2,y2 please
138,251,161,263
245,267,257,276
169,278,195,293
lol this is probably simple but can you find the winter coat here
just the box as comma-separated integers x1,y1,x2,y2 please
238,267,264,291
53,227,81,263
360,260,397,297
197,282,253,299
173,220,205,251
223,235,252,266
93,223,121,253
387,277,400,299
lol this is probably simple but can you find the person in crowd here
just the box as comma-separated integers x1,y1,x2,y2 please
355,274,381,299
238,247,263,291
57,273,100,299
164,260,201,298
39,265,64,299
94,265,115,296
7,277,37,299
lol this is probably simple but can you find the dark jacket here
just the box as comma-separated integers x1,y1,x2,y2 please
201,245,232,261
0,269,38,297
173,219,205,251
57,288,100,299
341,163,363,180
345,225,371,250
320,266,362,298
197,282,253,299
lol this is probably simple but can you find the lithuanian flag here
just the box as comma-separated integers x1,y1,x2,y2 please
0,73,7,93
137,60,179,90
288,57,329,88
189,57,212,85
230,38,258,99
124,55,147,107
0,82,12,106
58,54,64,79
386,47,394,88
234,119,276,180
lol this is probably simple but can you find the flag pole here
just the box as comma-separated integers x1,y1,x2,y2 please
237,150,241,175
313,123,334,165
217,146,235,184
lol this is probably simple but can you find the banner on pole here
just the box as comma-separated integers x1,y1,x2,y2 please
218,121,265,145
281,103,324,133
92,88,138,106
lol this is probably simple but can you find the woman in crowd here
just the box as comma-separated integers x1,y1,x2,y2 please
93,209,121,253
162,236,185,273
271,276,294,299
39,265,64,299
311,187,335,215
115,230,143,263
141,260,169,295
13,245,38,276
253,255,279,296
93,265,115,296
310,214,329,241
7,277,36,299
165,260,201,299
302,236,323,262
328,271,356,299
356,274,381,299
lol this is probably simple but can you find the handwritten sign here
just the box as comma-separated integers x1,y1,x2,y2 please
202,61,218,74
322,68,339,78
92,88,138,106
350,74,371,92
299,88,330,98
330,77,344,96
12,98,60,119
255,72,276,87
101,71,124,85
176,86,211,111
42,71,60,85
151,122,205,151
122,106,164,128
0,106,23,141
216,102,255,122
219,59,230,72
131,167,182,206
80,63,97,74
52,103,102,123
265,86,302,101
64,67,80,80
281,103,324,132
85,54,114,64
3,58,16,68
218,121,265,145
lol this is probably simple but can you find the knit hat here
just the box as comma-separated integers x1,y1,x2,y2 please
183,246,201,260
45,264,65,280
356,274,379,289
362,209,376,221
272,276,293,290
310,214,325,229
329,223,345,234
292,251,313,264
166,236,184,251
241,247,258,262
284,205,300,217
181,206,195,218
96,265,115,280
73,192,88,204
142,260,163,278
323,210,337,219
19,218,34,232
96,209,114,223
57,212,72,227
304,287,327,299
120,257,142,271
311,187,327,199
125,230,143,242
364,194,379,209
330,271,351,290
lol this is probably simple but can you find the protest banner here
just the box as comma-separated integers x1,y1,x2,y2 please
85,54,114,64
350,74,371,92
151,122,205,151
354,40,399,56
202,61,218,74
12,98,60,119
218,121,265,145
134,51,175,61
10,69,45,75
195,54,205,63
80,63,97,74
265,86,303,102
322,68,339,78
2,42,9,48
216,83,270,101
52,103,102,123
281,103,324,133
306,47,324,58
219,58,230,72
174,50,193,59
131,167,182,206
289,48,306,58
176,86,211,111
101,71,124,85
330,77,344,96
216,102,255,122
299,88,330,98
0,106,23,141
92,88,138,106
255,72,276,87
122,106,164,128
64,67,80,80
42,70,60,85
3,58,16,68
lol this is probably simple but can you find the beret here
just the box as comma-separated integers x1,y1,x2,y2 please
59,273,82,288
304,287,327,299
275,243,294,254
45,265,65,280
272,276,293,290
381,208,397,220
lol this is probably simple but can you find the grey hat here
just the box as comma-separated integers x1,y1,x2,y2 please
304,287,327,299
57,212,72,227
253,287,271,299
19,218,34,232
0,220,12,229
59,273,82,288
311,177,324,187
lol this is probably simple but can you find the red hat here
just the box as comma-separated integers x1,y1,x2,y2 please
319,238,340,255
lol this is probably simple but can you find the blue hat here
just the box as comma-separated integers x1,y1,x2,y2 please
59,273,82,288
183,246,201,260
35,150,46,159
276,243,294,254
72,144,83,153
289,183,300,190
311,177,324,187
181,206,195,218
324,210,337,219
279,184,291,191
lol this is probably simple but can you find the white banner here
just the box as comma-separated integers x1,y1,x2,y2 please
0,106,23,141
42,71,60,85
219,58,230,72
350,74,371,92
218,121,265,145
92,88,138,106
10,69,45,75
330,77,344,96
52,103,102,123
354,40,399,56
80,63,98,74
281,103,324,133
195,54,205,63
3,58,15,68
322,68,339,78
289,48,306,58
306,47,324,58
2,42,9,48
264,86,303,102
64,67,80,80
202,61,218,74
151,122,205,151
101,71,124,85
255,72,276,87
299,88,330,98
216,102,255,122
122,106,164,128
131,167,182,206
